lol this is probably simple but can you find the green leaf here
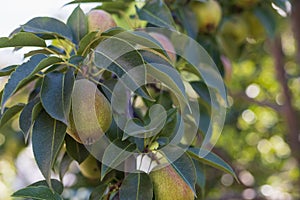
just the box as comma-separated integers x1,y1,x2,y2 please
41,70,74,124
119,172,153,200
1,55,62,109
77,31,100,56
174,7,198,39
0,104,24,129
65,0,114,5
169,152,196,194
190,81,211,105
29,179,64,195
193,159,205,192
135,0,176,30
0,32,46,48
65,134,89,164
22,17,73,41
101,139,136,179
67,6,88,44
12,185,62,200
254,6,277,38
32,110,67,187
19,98,40,142
272,0,290,13
89,184,108,200
0,65,17,76
59,152,73,180
187,148,238,181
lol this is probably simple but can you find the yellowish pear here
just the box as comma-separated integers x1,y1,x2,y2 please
79,155,101,179
67,79,112,145
191,0,222,33
150,165,194,200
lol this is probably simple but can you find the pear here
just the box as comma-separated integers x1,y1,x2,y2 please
150,165,194,200
87,10,117,33
79,155,101,179
191,0,222,33
219,16,248,45
242,12,266,42
148,32,177,64
67,79,112,145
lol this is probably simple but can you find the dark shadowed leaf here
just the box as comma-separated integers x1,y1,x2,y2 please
254,6,277,38
190,81,211,105
89,184,108,200
67,6,88,44
174,7,198,39
1,55,62,109
59,152,73,180
32,110,67,187
135,0,176,30
41,70,74,124
65,134,89,164
29,179,64,194
0,32,46,48
19,98,40,142
22,17,73,41
119,172,153,200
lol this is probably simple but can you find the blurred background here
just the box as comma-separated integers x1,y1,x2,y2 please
0,0,299,200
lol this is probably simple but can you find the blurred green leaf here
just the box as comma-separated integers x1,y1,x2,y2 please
32,110,67,187
272,0,290,13
67,6,88,44
12,185,62,200
0,32,46,48
254,6,277,38
135,0,176,30
22,17,73,41
187,148,238,181
89,184,108,200
119,172,153,200
174,7,198,39
0,104,24,129
59,152,73,180
190,81,211,105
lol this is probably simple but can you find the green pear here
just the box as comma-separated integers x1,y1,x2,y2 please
219,16,248,45
150,165,194,200
191,0,222,33
87,10,117,33
67,79,112,145
79,155,101,179
242,12,266,42
149,32,177,64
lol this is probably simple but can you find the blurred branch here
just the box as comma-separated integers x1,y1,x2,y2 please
291,0,300,62
230,92,283,111
271,36,300,162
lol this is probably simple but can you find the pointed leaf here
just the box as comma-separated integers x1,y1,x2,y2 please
0,104,24,129
169,152,196,194
1,55,62,109
135,0,176,30
29,179,64,195
22,17,73,41
188,148,238,181
65,134,89,164
19,98,40,142
0,65,17,76
41,70,74,124
0,32,46,48
32,110,67,186
119,172,153,200
12,185,62,200
59,152,73,180
67,6,88,44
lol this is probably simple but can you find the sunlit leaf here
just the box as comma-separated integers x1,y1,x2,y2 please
0,104,24,129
